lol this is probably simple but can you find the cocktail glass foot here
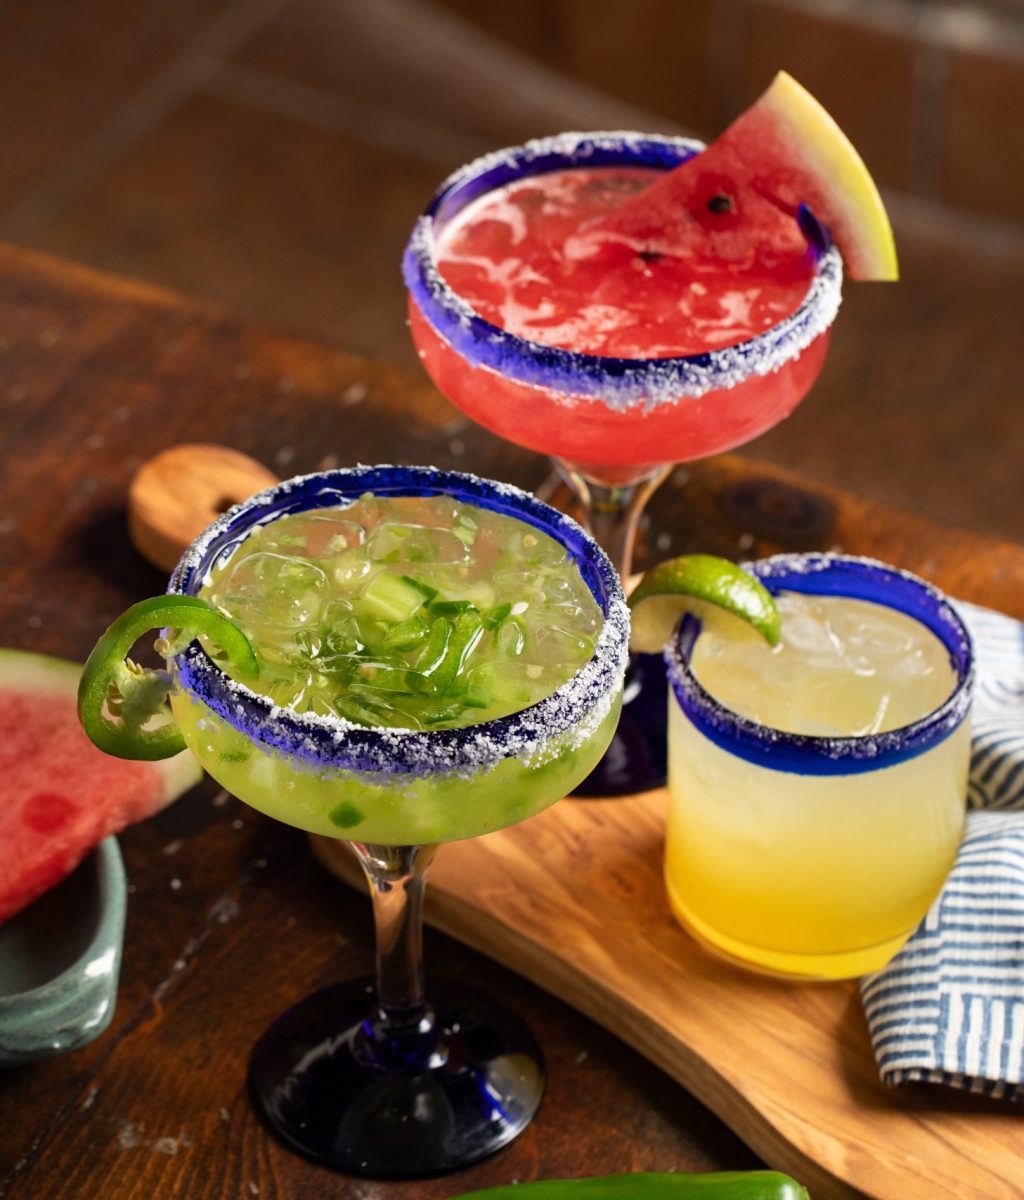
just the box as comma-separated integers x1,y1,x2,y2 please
248,842,544,1176
248,977,544,1176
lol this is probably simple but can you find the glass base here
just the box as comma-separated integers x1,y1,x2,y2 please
667,885,913,981
248,977,545,1177
574,651,668,796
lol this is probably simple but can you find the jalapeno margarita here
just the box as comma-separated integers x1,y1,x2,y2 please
78,466,627,1176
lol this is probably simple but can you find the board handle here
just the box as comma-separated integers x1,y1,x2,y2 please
128,444,278,573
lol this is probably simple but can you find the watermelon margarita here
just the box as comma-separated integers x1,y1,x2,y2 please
405,135,840,485
80,465,627,1176
404,121,847,794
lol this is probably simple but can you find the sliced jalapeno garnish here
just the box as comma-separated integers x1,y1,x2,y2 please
78,595,257,761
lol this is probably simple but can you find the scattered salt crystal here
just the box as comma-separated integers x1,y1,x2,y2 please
342,382,369,406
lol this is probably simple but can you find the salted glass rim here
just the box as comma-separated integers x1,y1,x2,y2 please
167,465,629,778
402,130,843,411
664,553,974,776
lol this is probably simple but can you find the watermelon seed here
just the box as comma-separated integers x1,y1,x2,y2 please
638,249,663,264
707,194,733,214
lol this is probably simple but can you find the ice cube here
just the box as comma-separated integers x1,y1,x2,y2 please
217,552,327,628
533,624,595,666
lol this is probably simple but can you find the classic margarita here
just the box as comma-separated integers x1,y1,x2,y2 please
169,490,620,844
665,562,972,980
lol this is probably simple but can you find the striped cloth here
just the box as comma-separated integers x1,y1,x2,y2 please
861,602,1024,1100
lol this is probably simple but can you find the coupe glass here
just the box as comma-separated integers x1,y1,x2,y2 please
404,132,842,793
665,554,973,979
165,465,628,1175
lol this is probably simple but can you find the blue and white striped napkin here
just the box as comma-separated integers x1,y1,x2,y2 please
861,602,1024,1100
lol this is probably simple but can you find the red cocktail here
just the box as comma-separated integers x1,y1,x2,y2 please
403,133,842,792
406,139,839,488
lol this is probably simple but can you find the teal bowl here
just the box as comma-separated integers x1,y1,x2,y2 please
0,838,126,1067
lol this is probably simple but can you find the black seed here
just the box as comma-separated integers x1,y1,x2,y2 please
638,249,663,263
707,194,733,215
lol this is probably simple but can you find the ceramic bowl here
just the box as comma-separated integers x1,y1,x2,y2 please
0,838,126,1067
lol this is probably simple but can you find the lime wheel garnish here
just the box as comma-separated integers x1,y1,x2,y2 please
628,555,780,654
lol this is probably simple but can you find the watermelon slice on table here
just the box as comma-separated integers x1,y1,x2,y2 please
583,71,897,281
0,648,201,925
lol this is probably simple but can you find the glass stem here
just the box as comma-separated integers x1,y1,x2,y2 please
349,841,440,1069
555,461,671,582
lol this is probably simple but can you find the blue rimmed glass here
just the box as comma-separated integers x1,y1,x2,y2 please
404,132,842,794
165,465,628,1176
664,554,974,980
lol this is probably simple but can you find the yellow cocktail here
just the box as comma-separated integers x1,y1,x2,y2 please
664,555,974,980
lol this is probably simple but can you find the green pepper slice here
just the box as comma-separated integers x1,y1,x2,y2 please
78,595,258,762
453,1172,809,1200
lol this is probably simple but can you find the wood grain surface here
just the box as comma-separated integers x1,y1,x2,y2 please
316,790,1024,1200
2,241,1023,1198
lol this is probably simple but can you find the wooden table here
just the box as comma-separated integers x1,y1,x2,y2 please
2,243,1023,1198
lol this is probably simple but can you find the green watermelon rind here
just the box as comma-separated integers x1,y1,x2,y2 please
0,646,202,800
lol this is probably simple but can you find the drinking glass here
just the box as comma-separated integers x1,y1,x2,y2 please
664,554,973,980
404,132,842,792
165,465,628,1175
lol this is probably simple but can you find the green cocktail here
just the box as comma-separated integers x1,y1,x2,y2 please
78,465,628,1177
170,491,615,845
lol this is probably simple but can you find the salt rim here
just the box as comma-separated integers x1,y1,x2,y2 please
664,552,974,777
402,130,843,413
167,465,629,780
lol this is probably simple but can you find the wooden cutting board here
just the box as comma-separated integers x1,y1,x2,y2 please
314,789,1023,1200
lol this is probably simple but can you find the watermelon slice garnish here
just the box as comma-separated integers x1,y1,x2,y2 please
583,71,897,282
0,648,201,925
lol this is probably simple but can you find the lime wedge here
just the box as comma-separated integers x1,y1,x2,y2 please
628,554,780,653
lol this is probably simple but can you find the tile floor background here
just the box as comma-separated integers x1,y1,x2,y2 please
1,0,1021,543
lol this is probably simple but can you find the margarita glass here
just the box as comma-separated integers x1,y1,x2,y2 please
664,554,973,980
404,133,841,791
165,465,628,1175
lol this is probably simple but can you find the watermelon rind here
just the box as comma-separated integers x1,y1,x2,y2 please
755,72,898,281
0,647,202,800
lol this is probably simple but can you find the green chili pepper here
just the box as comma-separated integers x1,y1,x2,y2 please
453,1172,810,1200
78,595,258,761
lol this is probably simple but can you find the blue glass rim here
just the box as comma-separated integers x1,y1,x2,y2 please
167,466,629,778
402,131,843,410
664,553,974,776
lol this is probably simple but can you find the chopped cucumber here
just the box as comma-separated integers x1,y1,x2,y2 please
482,602,512,630
429,611,485,694
382,614,429,651
431,600,477,618
359,573,428,622
401,575,439,604
328,799,365,829
415,617,453,682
